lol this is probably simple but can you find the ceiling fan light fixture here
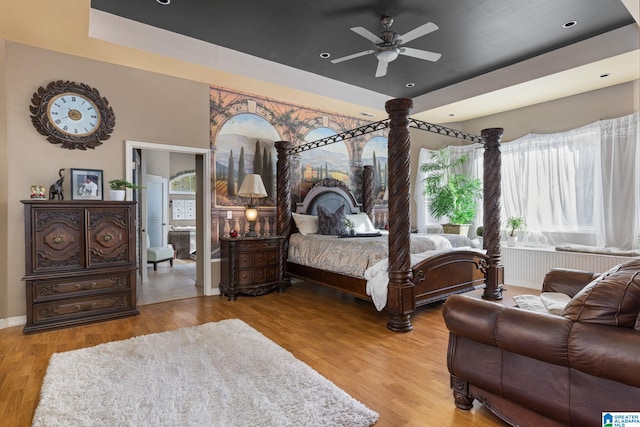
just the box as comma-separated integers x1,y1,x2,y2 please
375,48,400,63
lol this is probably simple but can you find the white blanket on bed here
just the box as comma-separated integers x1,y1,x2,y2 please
364,247,480,311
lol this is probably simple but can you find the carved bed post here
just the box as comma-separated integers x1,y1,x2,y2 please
276,141,293,286
481,128,504,300
363,165,374,220
385,98,415,332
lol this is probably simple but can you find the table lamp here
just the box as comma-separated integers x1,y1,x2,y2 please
238,174,268,237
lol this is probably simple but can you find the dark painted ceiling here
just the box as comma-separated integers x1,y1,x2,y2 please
91,0,635,100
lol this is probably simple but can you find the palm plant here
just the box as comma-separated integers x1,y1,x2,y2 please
421,148,482,225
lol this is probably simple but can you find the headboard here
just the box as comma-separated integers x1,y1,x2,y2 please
295,178,361,215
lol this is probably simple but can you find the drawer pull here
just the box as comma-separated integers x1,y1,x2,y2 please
75,282,97,290
102,233,113,242
74,302,97,312
52,235,65,244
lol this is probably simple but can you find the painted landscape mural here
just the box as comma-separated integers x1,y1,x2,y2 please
209,86,389,256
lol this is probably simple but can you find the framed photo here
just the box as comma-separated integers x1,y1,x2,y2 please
71,169,104,200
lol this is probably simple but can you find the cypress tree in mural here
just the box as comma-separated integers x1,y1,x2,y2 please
253,140,262,175
262,147,268,184
384,162,388,192
227,149,236,196
372,151,380,194
266,151,274,197
238,147,246,191
377,158,382,195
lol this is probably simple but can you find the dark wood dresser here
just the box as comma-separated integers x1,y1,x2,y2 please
219,236,286,301
22,200,139,333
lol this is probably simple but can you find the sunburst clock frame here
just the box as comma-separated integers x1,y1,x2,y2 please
29,80,115,150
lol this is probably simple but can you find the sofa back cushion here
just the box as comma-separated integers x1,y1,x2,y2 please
562,259,640,329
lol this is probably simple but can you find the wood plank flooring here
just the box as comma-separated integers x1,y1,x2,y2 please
0,282,536,426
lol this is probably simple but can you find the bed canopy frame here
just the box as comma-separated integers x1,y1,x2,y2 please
275,98,504,332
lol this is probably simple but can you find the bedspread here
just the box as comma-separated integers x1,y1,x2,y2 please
288,232,473,279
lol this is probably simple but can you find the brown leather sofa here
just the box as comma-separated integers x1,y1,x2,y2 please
443,259,640,427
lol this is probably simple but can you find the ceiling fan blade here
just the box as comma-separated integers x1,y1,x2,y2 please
399,47,442,62
375,60,388,77
331,49,376,64
399,22,438,44
350,27,384,43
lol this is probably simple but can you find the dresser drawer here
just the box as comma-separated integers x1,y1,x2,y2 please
31,273,132,302
31,292,133,325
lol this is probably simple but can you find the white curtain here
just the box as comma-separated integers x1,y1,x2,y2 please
414,112,640,249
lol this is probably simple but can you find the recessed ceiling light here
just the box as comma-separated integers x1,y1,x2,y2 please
449,114,455,117
405,82,415,88
361,112,374,117
600,73,611,78
320,52,331,59
156,0,170,4
562,20,577,29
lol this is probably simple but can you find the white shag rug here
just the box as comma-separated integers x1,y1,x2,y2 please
33,319,378,427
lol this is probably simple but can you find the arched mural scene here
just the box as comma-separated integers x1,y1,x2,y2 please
209,86,384,256
300,127,349,199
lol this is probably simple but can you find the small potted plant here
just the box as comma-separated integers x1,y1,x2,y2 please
506,216,526,246
344,218,355,235
108,179,144,201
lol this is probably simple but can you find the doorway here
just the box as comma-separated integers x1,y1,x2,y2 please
125,140,212,305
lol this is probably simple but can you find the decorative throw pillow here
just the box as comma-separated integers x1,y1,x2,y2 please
317,205,347,235
346,213,377,233
292,213,319,235
562,259,640,328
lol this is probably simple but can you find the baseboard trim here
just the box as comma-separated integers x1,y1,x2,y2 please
0,315,26,330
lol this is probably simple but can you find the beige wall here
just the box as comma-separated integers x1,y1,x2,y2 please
3,41,210,319
0,40,8,321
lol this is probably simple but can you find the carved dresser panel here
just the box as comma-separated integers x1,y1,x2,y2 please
22,200,139,333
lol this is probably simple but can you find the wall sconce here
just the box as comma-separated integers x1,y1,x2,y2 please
238,174,268,237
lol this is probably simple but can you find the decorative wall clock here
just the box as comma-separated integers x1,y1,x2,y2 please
29,80,115,150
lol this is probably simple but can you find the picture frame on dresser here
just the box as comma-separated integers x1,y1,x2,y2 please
70,168,103,200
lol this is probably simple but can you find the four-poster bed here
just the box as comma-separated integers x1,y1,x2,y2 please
275,98,504,332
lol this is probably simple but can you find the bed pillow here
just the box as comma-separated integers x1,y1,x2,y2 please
292,213,319,235
346,213,377,233
317,205,347,235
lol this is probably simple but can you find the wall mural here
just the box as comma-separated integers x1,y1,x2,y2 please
209,86,388,256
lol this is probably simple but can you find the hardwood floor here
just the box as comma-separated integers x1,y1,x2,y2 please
0,283,536,426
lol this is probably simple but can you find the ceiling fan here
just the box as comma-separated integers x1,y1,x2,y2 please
331,16,442,78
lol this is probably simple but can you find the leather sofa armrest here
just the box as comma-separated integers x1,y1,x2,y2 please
541,268,600,297
496,307,573,366
444,295,574,366
443,295,504,346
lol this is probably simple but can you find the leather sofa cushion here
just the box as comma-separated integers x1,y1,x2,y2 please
562,259,640,329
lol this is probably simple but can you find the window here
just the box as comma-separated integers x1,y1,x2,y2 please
169,171,196,194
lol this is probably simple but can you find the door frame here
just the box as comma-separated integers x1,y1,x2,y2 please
125,140,213,296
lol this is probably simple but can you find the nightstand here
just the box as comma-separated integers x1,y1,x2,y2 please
219,235,286,301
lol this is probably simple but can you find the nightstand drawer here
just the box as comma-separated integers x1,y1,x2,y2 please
237,240,279,251
238,269,254,284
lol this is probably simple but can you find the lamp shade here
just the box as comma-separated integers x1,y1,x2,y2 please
238,174,268,198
